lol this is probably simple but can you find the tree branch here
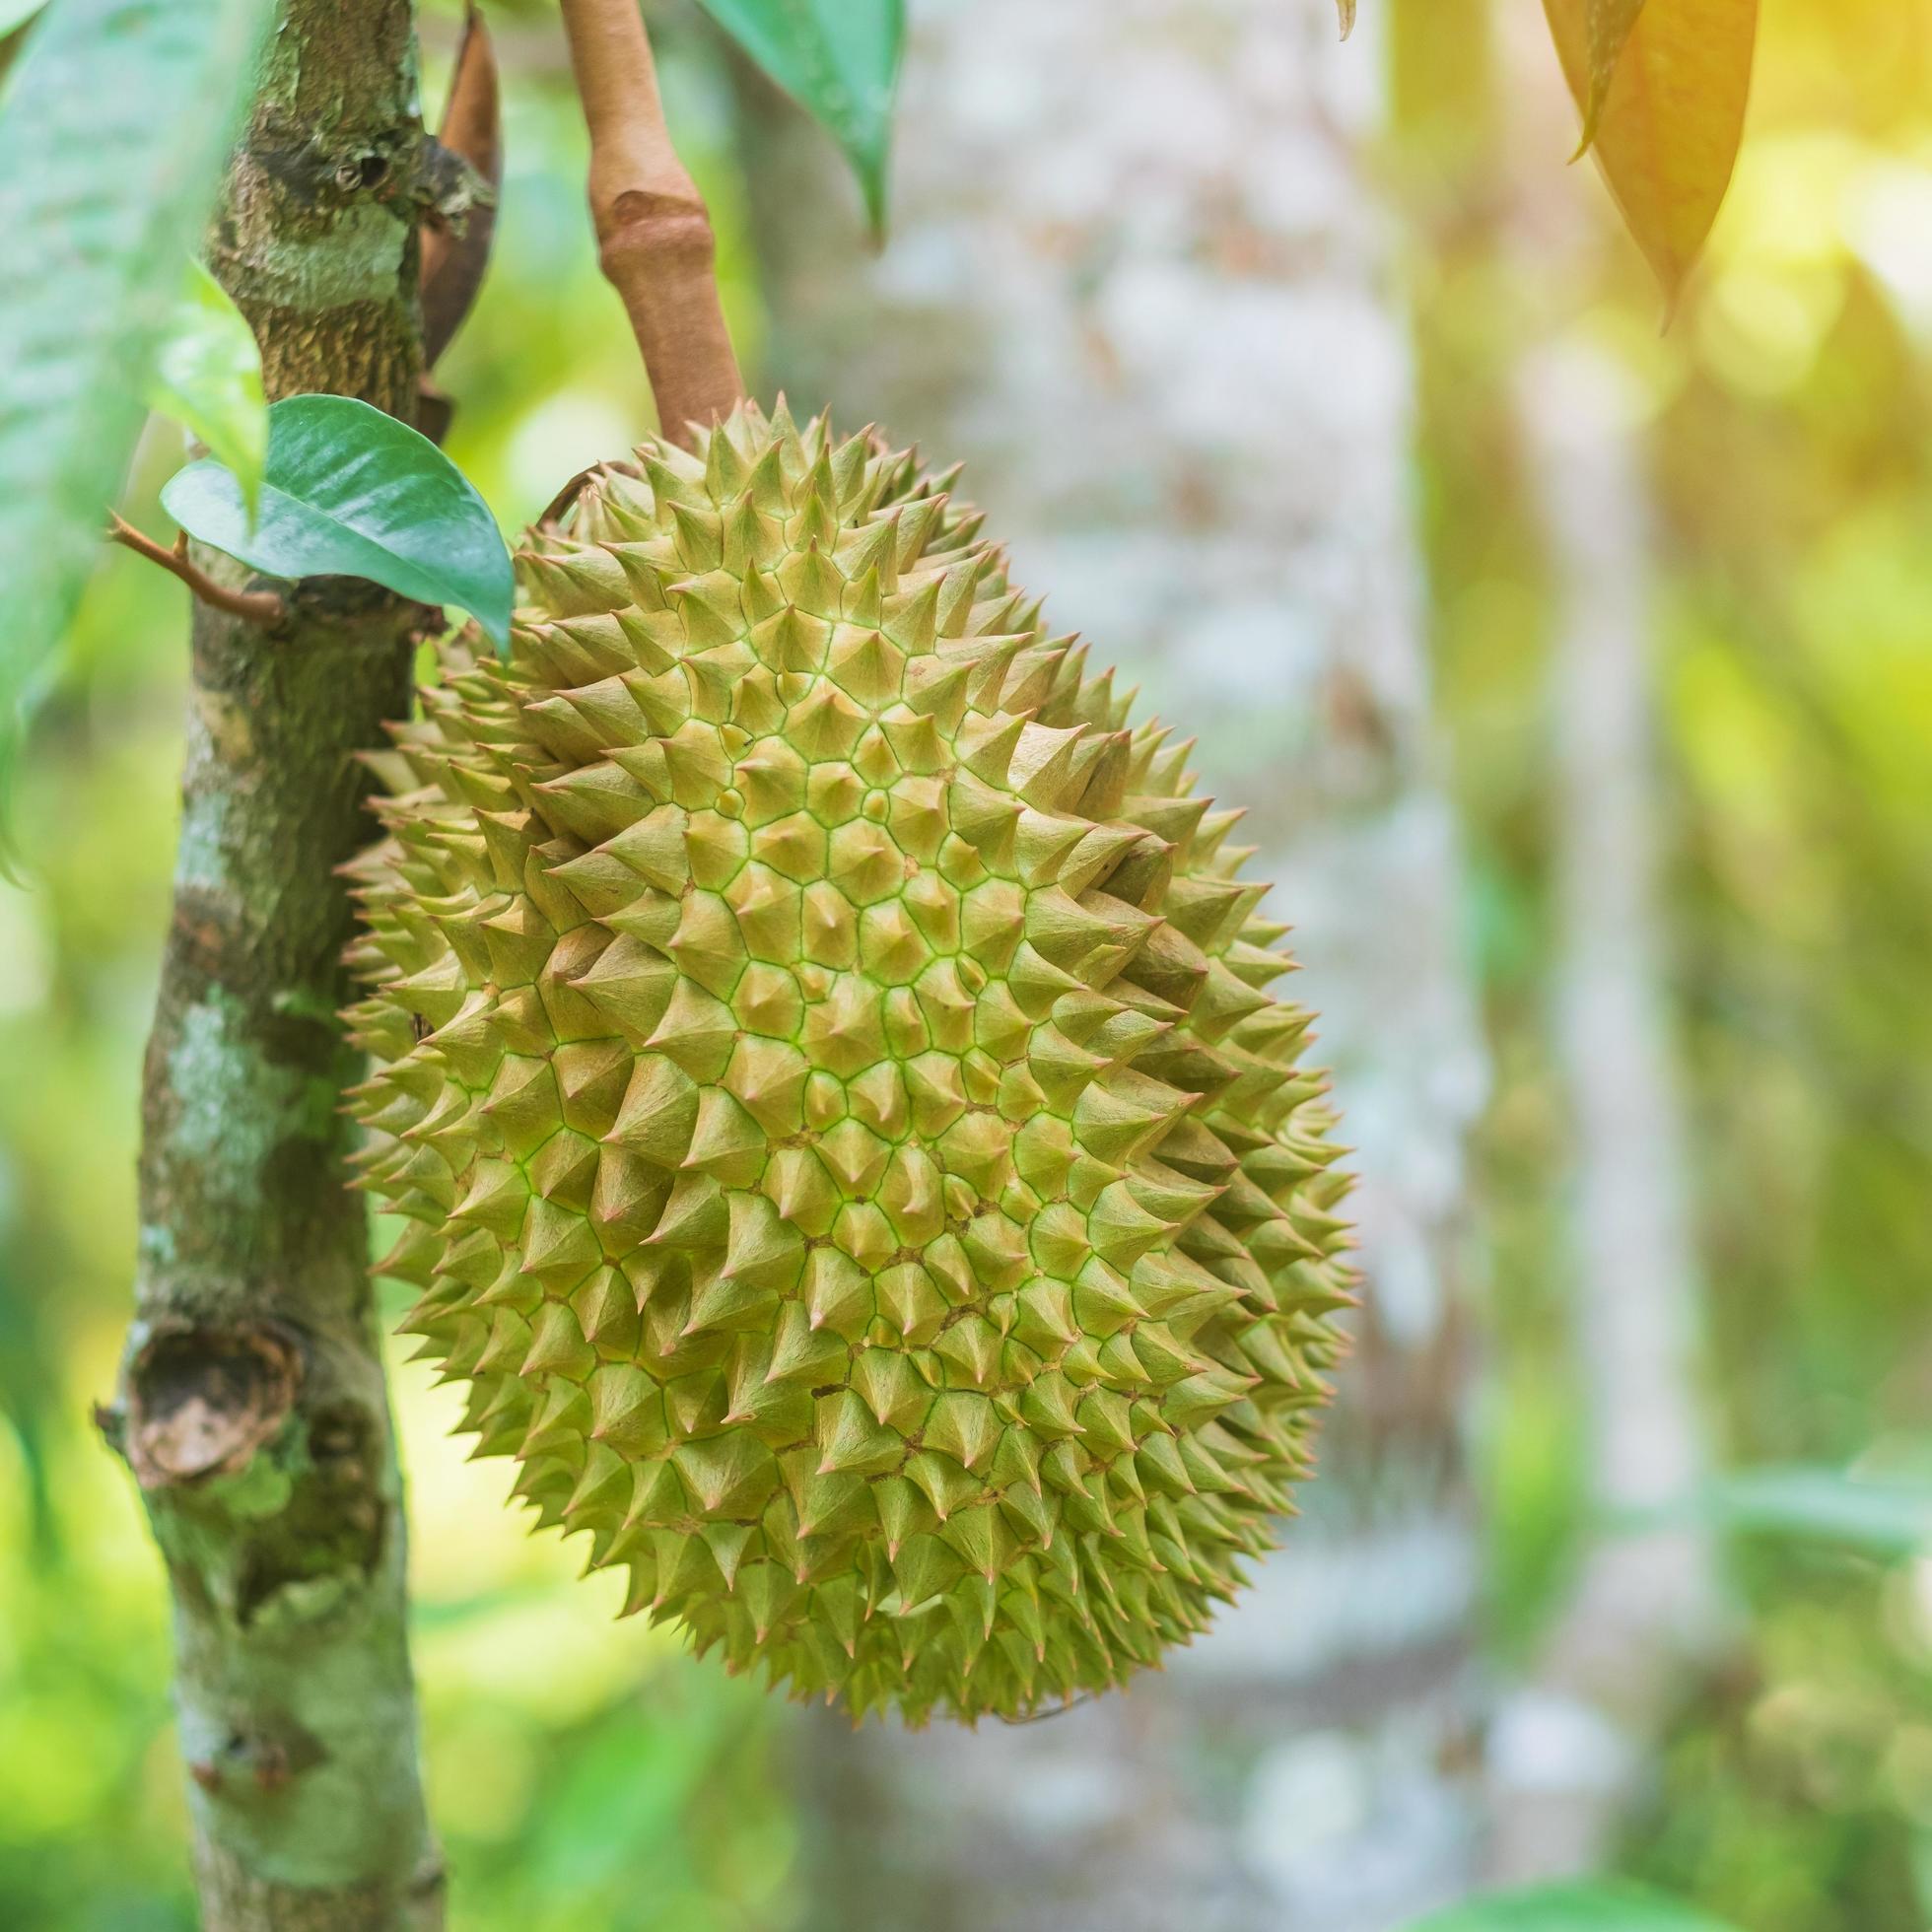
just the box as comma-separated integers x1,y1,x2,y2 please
107,514,287,628
559,0,744,446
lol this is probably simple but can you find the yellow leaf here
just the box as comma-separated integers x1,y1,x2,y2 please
1544,0,1759,304
1577,0,1647,151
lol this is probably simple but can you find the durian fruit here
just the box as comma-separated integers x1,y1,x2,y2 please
344,400,1355,1724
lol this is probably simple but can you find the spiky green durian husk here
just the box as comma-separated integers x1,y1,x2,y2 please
344,400,1356,1725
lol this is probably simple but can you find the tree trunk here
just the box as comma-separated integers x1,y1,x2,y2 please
743,2,1490,1925
104,3,443,1925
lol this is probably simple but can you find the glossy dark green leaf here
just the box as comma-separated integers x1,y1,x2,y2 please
1410,1881,1744,1932
0,0,270,868
163,394,513,651
696,0,904,233
147,261,267,518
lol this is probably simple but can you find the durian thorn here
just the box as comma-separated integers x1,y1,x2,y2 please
107,515,287,628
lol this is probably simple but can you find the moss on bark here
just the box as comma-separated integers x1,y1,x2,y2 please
107,4,444,1925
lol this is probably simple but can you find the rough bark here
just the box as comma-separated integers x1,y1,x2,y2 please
742,2,1489,1926
104,3,443,1925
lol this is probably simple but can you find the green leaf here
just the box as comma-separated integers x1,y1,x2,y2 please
147,261,267,519
0,0,270,859
0,0,48,38
1409,1881,1745,1932
162,394,513,652
1625,1464,1932,1560
695,0,904,233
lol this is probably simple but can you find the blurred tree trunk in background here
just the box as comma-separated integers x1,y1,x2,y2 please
1485,338,1722,1883
743,1,1490,1925
1481,3,1724,1878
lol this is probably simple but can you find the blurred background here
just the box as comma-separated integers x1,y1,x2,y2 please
2,0,1931,1926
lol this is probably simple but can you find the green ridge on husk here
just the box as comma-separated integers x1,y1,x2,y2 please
344,400,1357,1725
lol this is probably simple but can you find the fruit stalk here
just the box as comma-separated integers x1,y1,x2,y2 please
559,0,745,446
104,2,442,1925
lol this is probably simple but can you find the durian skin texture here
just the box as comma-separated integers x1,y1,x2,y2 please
346,401,1356,1725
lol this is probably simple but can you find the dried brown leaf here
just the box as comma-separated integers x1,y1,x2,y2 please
421,3,501,369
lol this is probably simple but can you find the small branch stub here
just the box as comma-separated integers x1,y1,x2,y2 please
108,515,286,628
559,0,745,447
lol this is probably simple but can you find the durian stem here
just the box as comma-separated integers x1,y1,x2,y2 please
559,0,745,446
107,515,288,628
106,1,443,1926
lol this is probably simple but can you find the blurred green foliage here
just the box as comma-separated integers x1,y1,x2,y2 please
1402,0,1932,1926
2,2,1930,1928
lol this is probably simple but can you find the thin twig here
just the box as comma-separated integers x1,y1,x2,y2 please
998,1692,1098,1726
107,514,286,626
535,457,640,532
558,0,744,447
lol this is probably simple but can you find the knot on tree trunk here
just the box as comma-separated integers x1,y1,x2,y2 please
125,1321,302,1489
